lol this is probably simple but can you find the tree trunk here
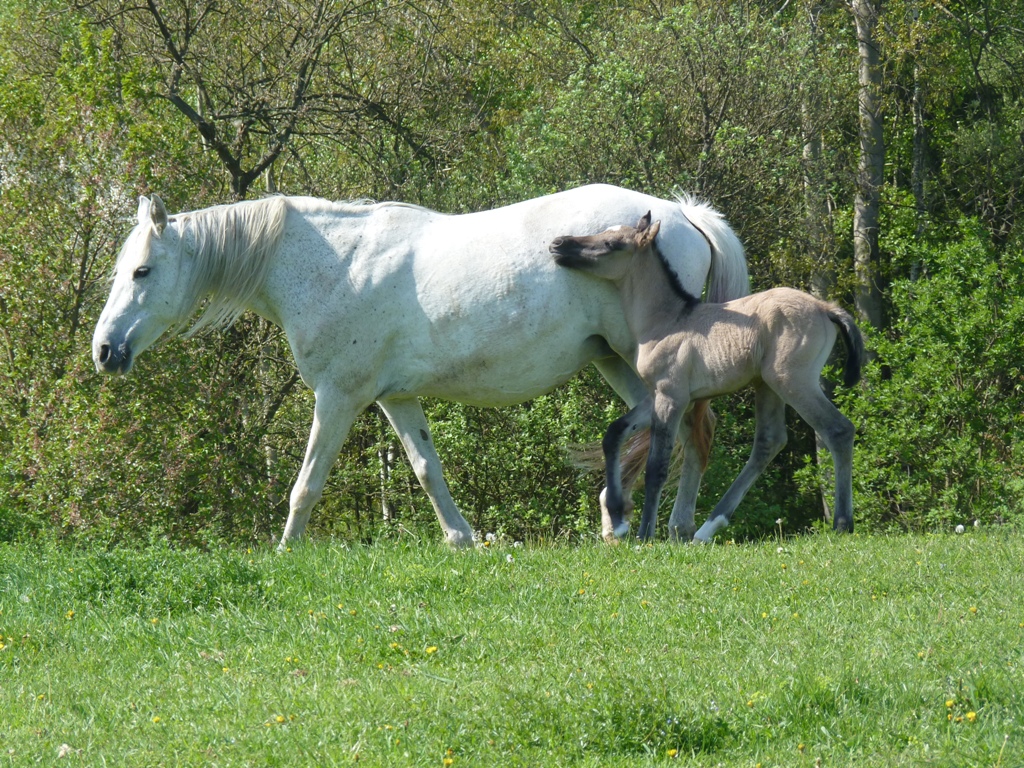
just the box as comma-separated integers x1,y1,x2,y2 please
911,49,928,280
852,0,886,331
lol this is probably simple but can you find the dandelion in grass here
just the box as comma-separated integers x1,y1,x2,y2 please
151,716,161,723
666,748,678,757
426,646,438,654
966,711,977,723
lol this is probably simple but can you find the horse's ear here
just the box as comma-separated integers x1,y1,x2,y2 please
639,219,661,248
636,211,652,232
149,194,169,234
137,196,151,227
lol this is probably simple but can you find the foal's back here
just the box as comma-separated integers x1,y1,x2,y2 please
643,287,839,400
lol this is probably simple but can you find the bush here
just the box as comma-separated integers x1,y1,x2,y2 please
826,220,1024,531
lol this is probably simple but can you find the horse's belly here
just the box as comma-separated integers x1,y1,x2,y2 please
390,332,610,407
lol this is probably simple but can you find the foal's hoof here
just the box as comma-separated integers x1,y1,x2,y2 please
668,525,697,543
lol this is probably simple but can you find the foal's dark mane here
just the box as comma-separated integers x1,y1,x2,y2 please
652,241,701,312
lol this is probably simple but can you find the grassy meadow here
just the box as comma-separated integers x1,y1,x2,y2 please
1,530,1021,767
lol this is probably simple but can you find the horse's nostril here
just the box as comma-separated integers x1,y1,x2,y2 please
551,238,564,248
99,344,111,364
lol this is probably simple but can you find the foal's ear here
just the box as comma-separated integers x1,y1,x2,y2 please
638,219,661,248
636,211,653,232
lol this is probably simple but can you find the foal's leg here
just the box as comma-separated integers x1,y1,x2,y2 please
636,392,686,540
694,384,787,543
782,386,855,533
378,396,475,547
668,402,714,541
601,397,654,540
597,356,714,541
280,387,366,551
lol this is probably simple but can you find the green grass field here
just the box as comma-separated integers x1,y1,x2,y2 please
1,531,1021,766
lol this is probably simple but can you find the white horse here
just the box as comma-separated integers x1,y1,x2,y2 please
550,212,862,542
92,185,748,549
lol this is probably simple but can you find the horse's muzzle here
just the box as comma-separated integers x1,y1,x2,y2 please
549,238,580,266
95,342,133,375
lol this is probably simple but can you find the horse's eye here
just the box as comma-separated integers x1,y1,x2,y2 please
133,266,151,279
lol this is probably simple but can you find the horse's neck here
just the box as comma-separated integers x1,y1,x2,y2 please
620,264,695,345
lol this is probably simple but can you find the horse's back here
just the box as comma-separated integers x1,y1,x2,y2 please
272,185,721,406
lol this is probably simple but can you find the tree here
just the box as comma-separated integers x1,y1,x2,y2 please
852,0,886,331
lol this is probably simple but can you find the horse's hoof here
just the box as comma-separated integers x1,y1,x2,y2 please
668,526,697,542
613,521,631,540
446,530,475,548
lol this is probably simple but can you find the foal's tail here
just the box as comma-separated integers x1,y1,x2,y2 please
827,306,866,387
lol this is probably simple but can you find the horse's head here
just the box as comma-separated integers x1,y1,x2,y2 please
549,212,661,281
92,195,192,375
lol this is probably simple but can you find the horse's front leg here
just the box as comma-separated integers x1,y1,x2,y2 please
280,386,365,551
601,397,653,541
668,400,715,542
378,396,474,547
636,391,686,540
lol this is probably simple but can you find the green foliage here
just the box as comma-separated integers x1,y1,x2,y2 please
1,534,1022,765
824,220,1024,531
2,0,1024,543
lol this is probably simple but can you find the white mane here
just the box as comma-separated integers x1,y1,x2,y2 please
175,196,288,335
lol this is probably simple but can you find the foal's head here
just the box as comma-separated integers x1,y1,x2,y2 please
549,212,661,281
550,212,700,312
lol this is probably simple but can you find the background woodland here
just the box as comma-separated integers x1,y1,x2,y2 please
2,0,1023,545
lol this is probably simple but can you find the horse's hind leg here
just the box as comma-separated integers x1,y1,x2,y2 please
281,387,366,551
378,396,475,547
694,384,787,543
601,397,654,540
783,387,855,533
